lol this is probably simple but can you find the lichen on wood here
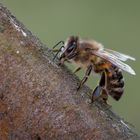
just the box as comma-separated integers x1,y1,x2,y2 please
0,3,139,140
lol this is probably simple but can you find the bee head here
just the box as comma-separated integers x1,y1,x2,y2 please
59,36,78,60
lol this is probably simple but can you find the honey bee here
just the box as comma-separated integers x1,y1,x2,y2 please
53,36,136,103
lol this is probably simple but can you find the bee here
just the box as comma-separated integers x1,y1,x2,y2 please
52,36,136,103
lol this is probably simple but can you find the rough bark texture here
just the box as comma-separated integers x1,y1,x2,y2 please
0,3,139,140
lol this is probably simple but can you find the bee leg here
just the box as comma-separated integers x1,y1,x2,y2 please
99,71,106,87
91,85,102,102
52,49,59,52
73,67,81,74
53,45,64,61
91,71,106,102
77,65,92,91
100,89,112,109
100,89,108,104
67,60,72,63
58,58,65,66
99,71,110,104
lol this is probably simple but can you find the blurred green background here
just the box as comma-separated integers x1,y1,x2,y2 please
1,0,140,134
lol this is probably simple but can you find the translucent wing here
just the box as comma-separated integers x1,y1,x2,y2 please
104,48,136,61
92,49,136,75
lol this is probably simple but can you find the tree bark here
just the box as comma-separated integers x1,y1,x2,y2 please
0,3,139,140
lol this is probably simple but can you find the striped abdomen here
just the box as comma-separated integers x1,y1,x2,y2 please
106,65,124,101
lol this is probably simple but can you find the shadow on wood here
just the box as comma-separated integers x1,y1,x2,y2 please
0,3,139,140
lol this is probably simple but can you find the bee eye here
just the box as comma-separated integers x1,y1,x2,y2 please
67,44,76,53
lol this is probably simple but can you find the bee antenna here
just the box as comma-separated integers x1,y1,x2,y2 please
53,45,64,61
52,41,64,49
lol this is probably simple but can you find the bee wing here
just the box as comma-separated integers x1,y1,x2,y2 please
92,49,136,75
104,48,136,61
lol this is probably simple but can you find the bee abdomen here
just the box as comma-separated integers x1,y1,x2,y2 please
108,88,124,101
107,66,124,101
109,79,124,88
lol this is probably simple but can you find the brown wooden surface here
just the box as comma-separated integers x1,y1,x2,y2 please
0,3,139,140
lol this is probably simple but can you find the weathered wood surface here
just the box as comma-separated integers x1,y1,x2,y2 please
0,3,139,140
